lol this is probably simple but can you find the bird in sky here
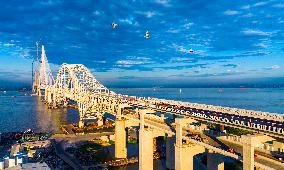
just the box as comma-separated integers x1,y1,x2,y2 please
112,22,118,29
145,30,150,39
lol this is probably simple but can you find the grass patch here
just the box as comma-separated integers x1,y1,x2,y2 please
75,141,113,165
128,138,138,144
225,127,253,136
109,140,115,145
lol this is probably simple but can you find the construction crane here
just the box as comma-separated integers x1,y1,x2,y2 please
32,37,41,94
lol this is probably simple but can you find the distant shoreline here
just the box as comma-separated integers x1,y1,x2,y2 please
1,86,284,91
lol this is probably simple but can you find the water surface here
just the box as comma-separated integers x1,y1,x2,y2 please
0,88,283,132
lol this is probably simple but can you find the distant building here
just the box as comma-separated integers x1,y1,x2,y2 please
10,144,20,156
6,162,50,170
272,141,284,153
100,136,109,142
109,135,115,141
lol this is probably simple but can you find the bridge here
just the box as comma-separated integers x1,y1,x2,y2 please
33,45,284,170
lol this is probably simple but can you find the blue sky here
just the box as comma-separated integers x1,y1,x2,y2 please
0,0,284,88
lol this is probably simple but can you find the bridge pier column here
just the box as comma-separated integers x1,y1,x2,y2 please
242,135,255,170
139,128,154,170
78,118,84,128
115,120,127,159
175,118,205,170
97,114,103,126
78,103,85,128
207,149,224,170
166,136,175,169
138,109,154,170
47,91,52,104
63,99,68,107
52,101,57,108
116,104,123,120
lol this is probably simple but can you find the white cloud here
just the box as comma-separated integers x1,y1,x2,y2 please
66,26,78,30
126,56,150,60
4,43,15,47
255,43,268,48
241,5,250,10
242,29,270,36
116,60,145,65
119,17,139,26
241,2,268,10
166,28,180,33
116,56,152,66
94,60,106,64
254,2,267,7
242,13,253,18
154,0,171,7
136,11,159,18
224,10,239,15
271,65,280,69
265,65,280,70
171,43,190,53
184,22,194,29
170,57,191,62
202,26,210,29
93,10,101,16
273,4,284,8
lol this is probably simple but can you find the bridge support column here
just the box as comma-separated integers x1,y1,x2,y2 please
207,150,224,170
138,109,155,170
47,91,52,105
166,136,175,169
116,104,123,120
78,118,84,128
115,120,127,159
175,118,205,170
63,99,68,107
139,128,153,170
37,88,41,96
97,114,103,126
242,135,255,170
52,101,57,108
78,103,85,128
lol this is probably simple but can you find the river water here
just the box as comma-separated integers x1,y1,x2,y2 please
0,88,283,133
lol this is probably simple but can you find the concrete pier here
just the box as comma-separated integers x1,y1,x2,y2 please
78,118,84,128
138,109,155,170
115,120,127,159
47,91,52,104
139,128,154,170
242,135,255,170
175,143,205,170
97,114,103,126
175,118,205,170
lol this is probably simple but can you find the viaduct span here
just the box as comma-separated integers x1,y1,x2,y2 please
33,45,284,170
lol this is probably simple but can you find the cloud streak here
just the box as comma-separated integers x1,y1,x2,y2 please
0,0,283,85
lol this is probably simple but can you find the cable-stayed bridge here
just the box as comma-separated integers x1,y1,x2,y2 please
33,45,284,170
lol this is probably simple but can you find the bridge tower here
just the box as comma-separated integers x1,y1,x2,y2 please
39,44,54,87
37,44,54,97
